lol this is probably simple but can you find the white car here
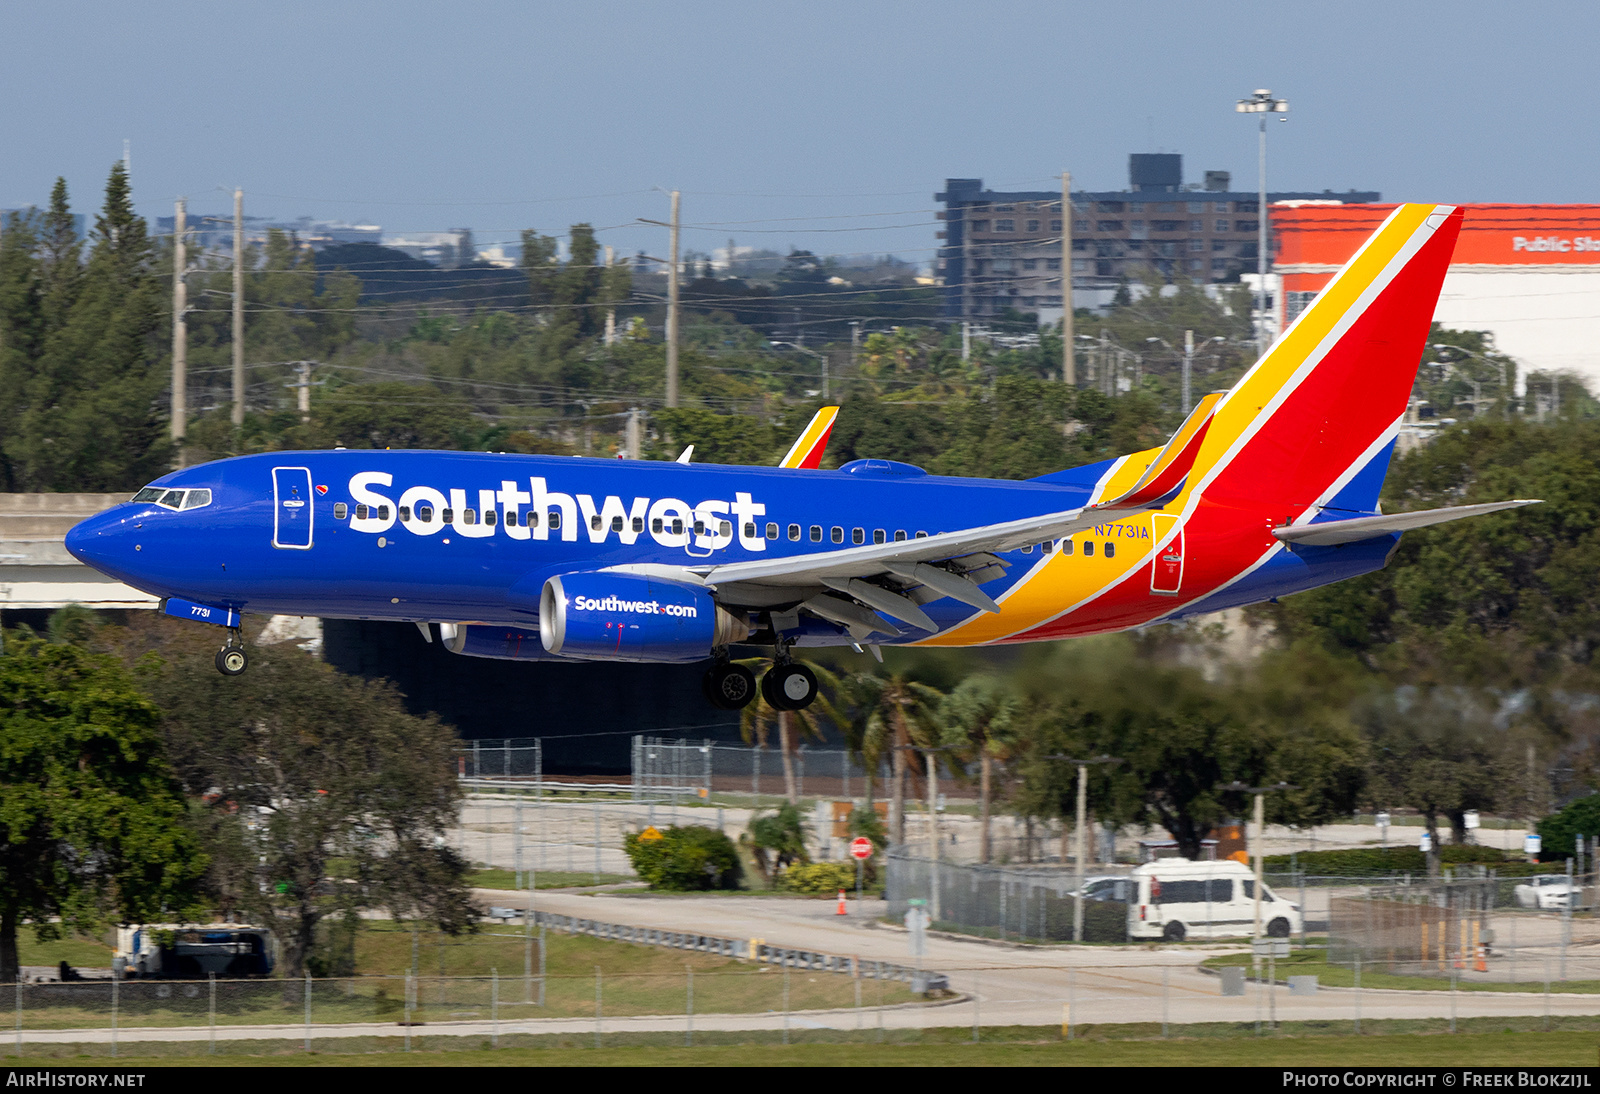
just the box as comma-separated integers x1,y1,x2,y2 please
1514,875,1576,910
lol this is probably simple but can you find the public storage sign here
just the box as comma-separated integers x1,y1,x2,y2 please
1272,204,1600,268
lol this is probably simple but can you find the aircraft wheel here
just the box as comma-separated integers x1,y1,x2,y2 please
763,662,818,711
703,663,757,710
215,645,250,677
1162,921,1186,943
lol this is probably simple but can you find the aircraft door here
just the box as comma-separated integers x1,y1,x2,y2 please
1150,513,1183,595
272,466,315,550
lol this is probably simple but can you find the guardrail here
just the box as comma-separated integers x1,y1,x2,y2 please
521,910,921,983
457,777,703,801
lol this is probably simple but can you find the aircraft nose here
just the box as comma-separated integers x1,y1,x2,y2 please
65,510,128,574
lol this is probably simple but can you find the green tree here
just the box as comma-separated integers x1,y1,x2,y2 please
1355,687,1515,876
137,636,475,978
736,657,842,804
742,802,810,885
939,675,1019,862
0,635,206,982
8,162,169,491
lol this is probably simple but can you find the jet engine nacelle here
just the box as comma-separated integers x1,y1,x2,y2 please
539,571,749,663
442,624,575,661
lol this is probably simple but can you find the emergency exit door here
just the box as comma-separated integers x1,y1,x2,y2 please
1150,513,1184,595
272,466,314,549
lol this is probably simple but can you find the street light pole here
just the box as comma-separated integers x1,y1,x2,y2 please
1047,754,1121,943
1223,781,1297,985
1236,89,1288,360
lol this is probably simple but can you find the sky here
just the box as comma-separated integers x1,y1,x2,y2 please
3,1,1597,266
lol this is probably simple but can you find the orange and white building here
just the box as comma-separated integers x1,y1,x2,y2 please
1272,203,1600,391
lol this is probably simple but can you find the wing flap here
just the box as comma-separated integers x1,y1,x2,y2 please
1273,499,1540,546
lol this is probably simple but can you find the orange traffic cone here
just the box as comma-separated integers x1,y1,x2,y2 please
1475,945,1488,973
836,889,848,915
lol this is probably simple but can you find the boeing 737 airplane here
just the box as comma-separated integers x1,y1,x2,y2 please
66,203,1533,711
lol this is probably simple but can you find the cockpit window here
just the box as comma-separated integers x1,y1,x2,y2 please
130,486,214,511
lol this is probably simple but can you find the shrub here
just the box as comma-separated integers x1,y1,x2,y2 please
1537,793,1600,861
1261,846,1521,877
623,825,742,891
776,861,859,895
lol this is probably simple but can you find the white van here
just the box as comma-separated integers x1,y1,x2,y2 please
1127,860,1302,942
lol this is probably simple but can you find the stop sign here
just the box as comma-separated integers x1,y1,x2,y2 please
850,837,874,860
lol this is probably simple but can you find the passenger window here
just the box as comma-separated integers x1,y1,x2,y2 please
441,508,454,523
788,524,801,541
894,530,907,542
548,511,561,530
1083,541,1094,556
852,528,865,545
1022,543,1035,554
355,504,369,520
831,527,844,544
527,511,540,527
632,516,644,533
719,520,732,537
652,517,663,533
915,531,928,538
485,510,498,527
417,506,433,522
1105,542,1115,558
378,505,391,521
333,503,348,520
463,509,477,525
744,522,757,539
766,522,779,540
671,518,684,534
873,529,885,545
694,520,706,535
610,516,623,532
1061,539,1074,555
591,515,603,531
810,525,823,542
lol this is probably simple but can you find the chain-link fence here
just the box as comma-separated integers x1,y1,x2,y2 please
11,955,1599,1060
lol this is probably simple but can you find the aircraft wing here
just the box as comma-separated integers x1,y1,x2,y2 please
666,399,1222,638
1273,499,1540,546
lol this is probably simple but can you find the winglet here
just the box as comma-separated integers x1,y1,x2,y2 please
1097,392,1222,511
778,406,839,469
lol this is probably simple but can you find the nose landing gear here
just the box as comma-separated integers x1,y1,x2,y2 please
215,631,249,676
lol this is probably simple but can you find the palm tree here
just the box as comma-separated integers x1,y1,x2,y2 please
941,676,1020,863
845,673,944,847
736,658,842,804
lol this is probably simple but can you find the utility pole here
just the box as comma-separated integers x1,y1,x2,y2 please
603,245,617,347
1182,329,1194,415
1061,172,1074,384
626,407,640,459
232,188,245,429
666,191,680,407
172,199,188,463
961,321,971,362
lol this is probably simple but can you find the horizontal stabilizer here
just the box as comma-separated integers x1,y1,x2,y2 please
1273,500,1540,546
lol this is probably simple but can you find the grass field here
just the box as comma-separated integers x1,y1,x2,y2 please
1202,947,1600,993
17,933,115,970
467,868,637,890
13,921,912,1033
15,1024,1598,1067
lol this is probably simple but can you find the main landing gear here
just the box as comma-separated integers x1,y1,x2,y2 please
215,630,249,677
701,656,819,712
